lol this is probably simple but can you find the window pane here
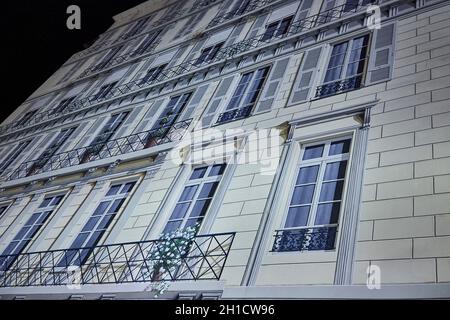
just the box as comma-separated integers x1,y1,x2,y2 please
324,161,348,181
92,201,111,216
163,221,182,234
303,144,324,160
51,195,64,206
70,233,89,249
198,182,219,199
39,198,52,208
121,182,136,194
106,185,121,196
315,203,341,225
85,231,103,248
25,213,42,226
190,167,207,180
284,206,310,228
14,226,31,241
81,216,101,232
185,217,203,229
36,211,51,224
190,199,211,217
329,139,351,155
209,164,226,176
179,185,198,202
296,165,320,185
24,225,41,240
290,185,315,205
319,181,345,202
97,214,114,230
169,203,190,220
107,198,126,214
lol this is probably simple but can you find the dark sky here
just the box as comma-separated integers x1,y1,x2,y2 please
0,0,147,122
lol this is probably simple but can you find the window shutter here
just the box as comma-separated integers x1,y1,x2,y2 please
26,132,59,161
296,0,314,20
224,22,246,47
133,57,156,81
201,76,236,128
289,46,323,104
185,39,208,62
180,84,210,121
366,22,396,85
112,106,145,138
166,45,189,69
134,99,165,133
57,122,90,153
75,116,108,148
247,13,269,39
254,57,290,113
5,137,41,172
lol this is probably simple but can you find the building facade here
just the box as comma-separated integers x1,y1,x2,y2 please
0,0,449,300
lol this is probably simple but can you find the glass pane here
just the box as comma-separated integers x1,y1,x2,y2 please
315,203,341,225
185,217,203,229
303,144,324,160
107,198,126,214
106,185,121,196
163,221,182,234
329,139,351,155
179,185,198,202
97,215,114,230
198,182,219,199
296,165,320,185
39,198,52,208
190,199,211,217
25,212,42,226
169,202,190,220
324,161,348,181
284,206,310,228
36,211,51,224
209,164,226,176
290,185,315,205
24,225,41,240
2,242,19,256
121,182,136,194
71,233,89,249
319,181,345,202
190,167,207,180
81,216,101,232
51,195,64,206
14,226,31,241
85,231,103,248
92,201,111,216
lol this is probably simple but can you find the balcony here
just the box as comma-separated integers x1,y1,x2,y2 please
315,75,363,99
6,119,192,181
0,0,381,138
216,106,253,124
271,225,338,252
0,232,235,287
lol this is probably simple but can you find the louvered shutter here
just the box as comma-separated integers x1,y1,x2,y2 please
224,22,246,47
166,45,189,69
201,76,236,128
185,39,207,63
74,116,108,148
112,106,145,138
366,22,396,85
57,122,90,153
134,99,165,133
5,137,40,172
26,132,59,161
289,46,323,104
254,57,290,113
247,13,269,39
133,57,157,82
296,0,314,20
180,84,210,121
181,11,207,38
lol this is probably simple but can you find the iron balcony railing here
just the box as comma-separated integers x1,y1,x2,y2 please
271,225,338,252
216,105,253,124
6,119,192,181
0,232,235,287
0,1,378,137
315,74,364,98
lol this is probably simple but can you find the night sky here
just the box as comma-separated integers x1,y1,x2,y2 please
0,0,148,122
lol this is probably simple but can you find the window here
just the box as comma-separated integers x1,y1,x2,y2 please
260,16,293,42
194,42,224,66
50,97,76,115
343,0,377,12
17,110,38,127
58,182,136,267
121,16,150,40
81,112,129,163
139,64,167,85
273,137,352,252
316,35,370,98
0,204,8,219
91,81,118,102
0,194,64,270
229,0,251,15
133,30,161,56
217,66,270,124
94,46,123,71
27,127,76,176
163,164,226,234
0,140,32,174
145,92,192,148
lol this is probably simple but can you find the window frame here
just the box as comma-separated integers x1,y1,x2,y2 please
260,15,294,42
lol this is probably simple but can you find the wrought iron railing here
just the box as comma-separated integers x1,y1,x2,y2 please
207,0,275,27
271,225,338,252
315,74,363,98
0,232,235,287
6,119,192,181
216,105,253,124
0,1,379,137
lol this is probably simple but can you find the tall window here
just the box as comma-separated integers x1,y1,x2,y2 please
145,92,192,148
0,204,8,219
121,16,150,40
194,42,224,66
0,194,64,270
229,0,251,16
140,64,167,85
217,66,270,124
133,30,161,56
163,164,226,234
0,140,32,174
58,182,136,267
17,110,38,127
27,127,76,176
91,81,118,102
273,137,352,252
343,0,377,12
260,16,293,42
94,46,123,71
50,97,76,115
316,35,370,98
81,112,129,162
